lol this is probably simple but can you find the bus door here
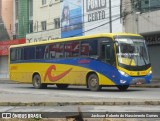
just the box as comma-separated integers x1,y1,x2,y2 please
100,42,115,66
99,42,116,84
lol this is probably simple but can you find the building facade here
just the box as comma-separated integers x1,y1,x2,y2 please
0,0,13,41
26,0,122,42
0,0,13,79
122,0,160,79
0,0,26,79
13,0,31,39
26,0,61,43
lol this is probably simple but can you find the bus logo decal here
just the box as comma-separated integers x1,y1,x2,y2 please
44,65,72,82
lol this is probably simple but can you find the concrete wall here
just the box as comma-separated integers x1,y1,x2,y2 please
148,45,160,79
0,56,8,79
123,0,160,34
138,10,160,34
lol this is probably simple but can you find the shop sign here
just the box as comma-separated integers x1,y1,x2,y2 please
145,34,160,45
0,38,26,56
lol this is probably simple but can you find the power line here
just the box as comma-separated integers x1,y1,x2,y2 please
29,13,120,34
27,12,125,40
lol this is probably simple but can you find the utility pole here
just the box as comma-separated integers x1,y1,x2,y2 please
109,0,112,33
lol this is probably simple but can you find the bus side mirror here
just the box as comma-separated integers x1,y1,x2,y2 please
114,41,119,46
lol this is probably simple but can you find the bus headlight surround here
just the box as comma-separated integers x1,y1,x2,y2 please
118,70,129,77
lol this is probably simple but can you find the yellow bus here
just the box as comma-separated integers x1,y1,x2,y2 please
9,33,152,91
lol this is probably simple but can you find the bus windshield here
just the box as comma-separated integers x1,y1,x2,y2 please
115,36,150,70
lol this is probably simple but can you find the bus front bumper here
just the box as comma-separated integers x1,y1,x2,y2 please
119,74,152,85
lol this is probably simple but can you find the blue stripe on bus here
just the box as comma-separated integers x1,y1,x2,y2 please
10,58,152,85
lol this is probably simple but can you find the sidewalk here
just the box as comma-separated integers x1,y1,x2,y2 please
0,79,19,84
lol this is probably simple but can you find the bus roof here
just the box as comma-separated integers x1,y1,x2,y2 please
10,33,142,48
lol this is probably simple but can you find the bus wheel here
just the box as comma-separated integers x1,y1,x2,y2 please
117,85,129,91
88,74,101,91
56,84,69,89
32,74,47,89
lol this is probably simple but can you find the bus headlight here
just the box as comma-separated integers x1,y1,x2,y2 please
119,70,129,77
148,70,152,75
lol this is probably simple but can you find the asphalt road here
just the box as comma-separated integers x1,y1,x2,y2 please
0,83,160,105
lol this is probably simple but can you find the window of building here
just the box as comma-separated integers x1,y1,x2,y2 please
34,21,39,32
54,18,60,29
29,0,33,17
15,23,19,37
29,20,33,33
134,0,160,12
42,0,47,5
15,0,19,20
41,21,47,31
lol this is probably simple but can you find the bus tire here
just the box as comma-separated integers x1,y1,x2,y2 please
32,74,47,89
88,74,101,91
117,85,129,91
56,84,69,89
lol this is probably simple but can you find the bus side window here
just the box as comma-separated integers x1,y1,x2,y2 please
105,45,110,60
72,41,80,57
81,39,98,57
65,42,73,58
44,45,50,59
49,44,56,59
24,47,35,60
36,46,46,59
17,48,24,60
10,48,17,61
49,43,64,59
55,43,64,59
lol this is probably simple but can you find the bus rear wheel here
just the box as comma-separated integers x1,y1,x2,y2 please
117,85,129,91
88,74,101,91
56,84,69,89
32,74,47,89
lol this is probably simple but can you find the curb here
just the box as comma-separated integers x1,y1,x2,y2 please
0,100,160,106
130,84,160,88
131,80,160,88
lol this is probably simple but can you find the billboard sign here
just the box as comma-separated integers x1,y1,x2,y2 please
61,0,83,38
84,0,110,35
